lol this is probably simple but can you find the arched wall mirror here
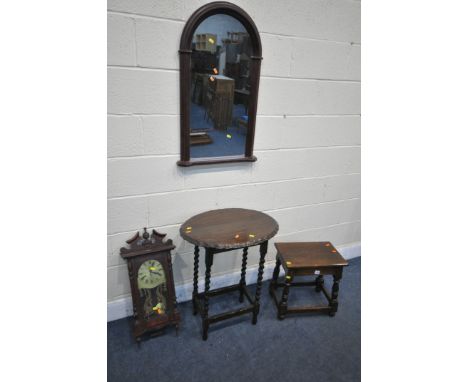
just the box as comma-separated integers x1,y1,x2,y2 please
177,2,262,166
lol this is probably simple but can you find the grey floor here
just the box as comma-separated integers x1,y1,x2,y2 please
108,257,360,382
190,103,247,158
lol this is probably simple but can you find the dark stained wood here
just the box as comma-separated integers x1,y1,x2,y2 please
252,240,267,324
182,208,278,340
177,2,263,167
120,228,181,342
198,284,239,297
275,242,348,269
179,49,191,163
208,306,255,324
329,274,342,317
278,269,292,320
270,241,348,319
244,56,261,158
177,155,257,167
120,229,175,258
202,249,214,340
274,281,316,287
180,208,279,249
192,245,200,315
315,274,324,292
239,247,248,302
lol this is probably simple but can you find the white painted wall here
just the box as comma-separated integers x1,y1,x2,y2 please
107,0,361,320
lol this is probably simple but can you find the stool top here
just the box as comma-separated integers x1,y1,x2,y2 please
275,242,348,269
180,208,279,250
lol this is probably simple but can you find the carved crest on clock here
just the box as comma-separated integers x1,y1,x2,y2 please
120,228,175,257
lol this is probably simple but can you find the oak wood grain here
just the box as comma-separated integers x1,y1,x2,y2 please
180,208,278,250
275,242,348,270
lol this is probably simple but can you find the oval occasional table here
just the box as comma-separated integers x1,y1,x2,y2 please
180,208,279,340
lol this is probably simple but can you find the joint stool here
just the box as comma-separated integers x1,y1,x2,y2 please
269,242,348,319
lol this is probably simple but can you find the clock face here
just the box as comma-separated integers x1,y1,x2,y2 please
137,259,167,320
138,259,165,289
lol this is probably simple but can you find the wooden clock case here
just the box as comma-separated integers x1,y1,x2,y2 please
120,228,180,342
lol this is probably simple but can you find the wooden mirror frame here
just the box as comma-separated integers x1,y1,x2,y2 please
177,1,263,167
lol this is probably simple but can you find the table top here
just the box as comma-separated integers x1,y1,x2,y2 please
275,242,348,269
180,208,279,250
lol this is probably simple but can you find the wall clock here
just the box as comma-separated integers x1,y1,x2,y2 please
120,228,180,342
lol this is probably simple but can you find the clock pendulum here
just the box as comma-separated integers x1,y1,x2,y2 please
142,288,153,319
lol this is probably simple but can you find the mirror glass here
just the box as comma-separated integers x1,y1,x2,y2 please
190,14,252,159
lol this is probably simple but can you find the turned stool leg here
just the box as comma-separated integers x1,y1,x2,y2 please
315,274,324,292
269,256,281,294
202,249,214,340
252,241,268,325
278,273,292,320
329,273,342,317
192,246,200,315
239,247,248,302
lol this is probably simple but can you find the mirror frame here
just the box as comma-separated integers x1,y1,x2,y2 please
177,1,263,166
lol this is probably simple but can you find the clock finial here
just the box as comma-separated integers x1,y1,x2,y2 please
120,228,174,256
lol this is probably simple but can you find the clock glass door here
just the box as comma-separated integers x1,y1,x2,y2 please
137,259,167,320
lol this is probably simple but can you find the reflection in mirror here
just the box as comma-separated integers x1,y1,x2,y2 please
189,14,252,159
